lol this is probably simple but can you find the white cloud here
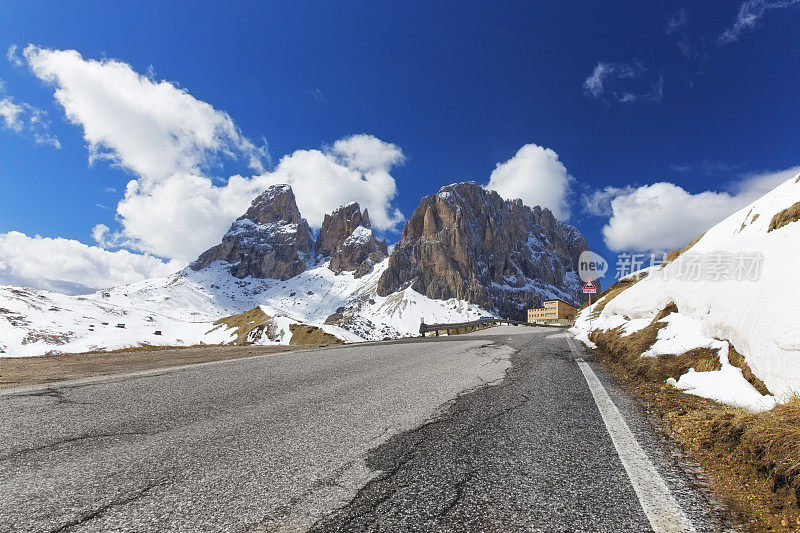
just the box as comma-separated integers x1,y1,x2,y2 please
256,135,405,231
23,45,266,183
110,136,405,261
720,0,800,44
485,143,571,220
91,223,111,246
23,46,406,262
600,166,800,251
583,186,635,217
0,94,60,147
583,61,663,104
0,97,24,130
7,45,23,67
111,173,264,261
34,132,61,148
0,231,176,295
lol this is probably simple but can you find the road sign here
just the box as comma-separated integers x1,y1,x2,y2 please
582,280,597,294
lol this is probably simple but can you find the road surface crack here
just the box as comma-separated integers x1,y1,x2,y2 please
10,387,93,406
47,479,171,533
0,430,155,461
438,471,475,517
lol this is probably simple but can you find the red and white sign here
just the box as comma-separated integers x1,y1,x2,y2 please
582,280,598,294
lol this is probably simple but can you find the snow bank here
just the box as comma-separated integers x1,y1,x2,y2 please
572,172,800,410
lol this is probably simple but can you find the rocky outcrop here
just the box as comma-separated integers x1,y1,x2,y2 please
191,184,314,280
376,182,588,319
315,202,388,278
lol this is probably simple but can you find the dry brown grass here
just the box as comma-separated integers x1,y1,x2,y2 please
664,231,706,265
0,344,299,389
752,213,760,223
768,202,800,233
702,399,800,530
77,343,209,355
289,324,343,345
728,343,771,396
211,307,272,345
588,301,800,530
650,387,800,531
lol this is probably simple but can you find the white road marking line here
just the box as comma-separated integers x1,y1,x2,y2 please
567,336,696,532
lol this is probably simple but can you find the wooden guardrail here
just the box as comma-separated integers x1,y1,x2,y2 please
419,318,529,337
419,317,573,337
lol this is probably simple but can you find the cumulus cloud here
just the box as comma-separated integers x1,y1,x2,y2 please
256,136,405,230
485,143,571,220
109,136,405,261
583,61,663,104
0,231,175,295
600,166,800,251
23,46,406,262
719,0,800,44
23,45,266,181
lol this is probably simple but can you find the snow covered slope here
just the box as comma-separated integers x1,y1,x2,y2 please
0,257,489,357
572,172,800,410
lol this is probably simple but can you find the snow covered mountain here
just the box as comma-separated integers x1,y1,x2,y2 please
572,172,800,411
0,258,489,357
0,182,590,357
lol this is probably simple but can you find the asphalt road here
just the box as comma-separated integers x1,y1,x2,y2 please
0,327,726,532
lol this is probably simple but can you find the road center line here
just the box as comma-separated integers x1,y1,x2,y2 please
567,336,696,533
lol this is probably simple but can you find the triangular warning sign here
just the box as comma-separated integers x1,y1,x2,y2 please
582,280,597,291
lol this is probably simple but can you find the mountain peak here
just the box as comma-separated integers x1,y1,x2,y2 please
316,201,388,278
377,183,587,318
190,184,314,280
240,184,304,226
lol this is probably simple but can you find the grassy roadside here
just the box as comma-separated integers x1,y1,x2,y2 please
0,344,305,390
587,305,800,531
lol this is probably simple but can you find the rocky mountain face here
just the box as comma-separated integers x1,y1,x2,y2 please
316,203,388,278
191,184,314,280
192,186,388,281
376,182,588,319
191,181,587,320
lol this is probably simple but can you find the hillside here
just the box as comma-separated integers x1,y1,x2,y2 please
0,259,489,357
572,172,800,411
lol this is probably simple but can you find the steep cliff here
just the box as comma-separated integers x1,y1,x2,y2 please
377,182,588,318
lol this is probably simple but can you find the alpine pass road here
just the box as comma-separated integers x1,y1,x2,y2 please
0,326,726,532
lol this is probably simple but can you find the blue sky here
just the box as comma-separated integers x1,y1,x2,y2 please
0,1,799,292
